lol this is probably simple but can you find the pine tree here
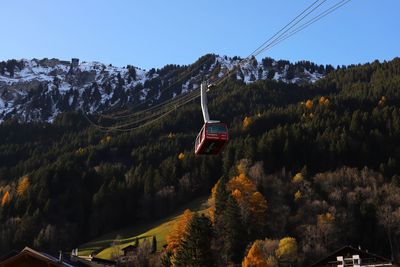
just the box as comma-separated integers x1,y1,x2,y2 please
223,195,246,263
151,235,157,253
172,213,215,267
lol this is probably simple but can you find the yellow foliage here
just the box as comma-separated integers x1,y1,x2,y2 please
275,237,298,262
243,116,253,129
294,190,302,202
100,135,112,144
292,173,303,183
17,176,29,196
1,191,10,206
178,152,185,160
324,98,330,105
305,100,313,109
242,240,268,267
166,209,193,253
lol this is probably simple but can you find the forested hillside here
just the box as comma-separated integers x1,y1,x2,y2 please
0,57,399,266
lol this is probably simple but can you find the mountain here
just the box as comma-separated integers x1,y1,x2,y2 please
0,55,332,122
2,57,399,265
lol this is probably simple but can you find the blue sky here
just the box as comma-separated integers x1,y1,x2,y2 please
0,0,398,69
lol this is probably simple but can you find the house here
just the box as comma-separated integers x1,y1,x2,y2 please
0,247,75,267
121,244,138,257
70,249,116,267
311,245,396,267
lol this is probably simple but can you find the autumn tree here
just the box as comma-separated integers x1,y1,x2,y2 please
1,191,10,206
242,240,269,267
227,165,267,236
166,209,193,253
243,237,298,267
243,116,253,129
305,99,313,109
17,176,29,196
275,237,298,265
172,213,215,267
242,239,279,267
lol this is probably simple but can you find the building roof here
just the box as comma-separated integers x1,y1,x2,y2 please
311,245,393,267
121,244,138,251
0,247,75,267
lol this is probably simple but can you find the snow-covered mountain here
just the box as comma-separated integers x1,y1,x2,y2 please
0,55,331,122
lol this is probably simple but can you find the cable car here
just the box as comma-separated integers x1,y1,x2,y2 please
195,122,228,155
194,82,229,155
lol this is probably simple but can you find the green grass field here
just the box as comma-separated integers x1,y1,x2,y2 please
78,196,209,260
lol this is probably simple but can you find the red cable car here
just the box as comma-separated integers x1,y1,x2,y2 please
194,82,229,155
195,122,228,155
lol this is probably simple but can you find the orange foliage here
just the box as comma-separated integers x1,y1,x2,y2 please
305,100,313,109
1,191,10,206
227,171,267,227
178,152,185,160
319,96,330,106
17,176,29,196
243,116,253,129
208,180,220,223
242,240,269,267
166,209,193,253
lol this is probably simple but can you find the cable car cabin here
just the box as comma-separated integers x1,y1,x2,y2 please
195,122,228,155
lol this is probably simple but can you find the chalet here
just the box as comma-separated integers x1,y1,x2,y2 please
70,249,116,267
0,247,75,267
311,245,396,267
121,244,138,257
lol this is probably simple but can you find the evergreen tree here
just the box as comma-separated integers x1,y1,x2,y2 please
223,195,246,263
151,235,157,253
173,213,215,267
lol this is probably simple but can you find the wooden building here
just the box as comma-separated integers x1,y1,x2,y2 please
0,247,75,267
311,246,396,267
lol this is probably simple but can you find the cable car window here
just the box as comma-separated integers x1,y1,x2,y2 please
207,124,226,134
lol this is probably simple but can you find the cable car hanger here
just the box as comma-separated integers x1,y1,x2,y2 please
194,81,229,155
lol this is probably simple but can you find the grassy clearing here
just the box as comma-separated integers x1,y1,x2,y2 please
79,196,209,259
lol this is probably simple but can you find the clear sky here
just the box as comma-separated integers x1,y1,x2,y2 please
0,0,398,69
